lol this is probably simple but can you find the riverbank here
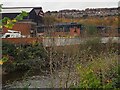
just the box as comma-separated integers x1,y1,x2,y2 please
3,54,119,88
3,68,79,88
2,37,119,88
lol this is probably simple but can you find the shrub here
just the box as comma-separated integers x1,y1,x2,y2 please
71,50,118,88
2,41,48,73
2,41,17,57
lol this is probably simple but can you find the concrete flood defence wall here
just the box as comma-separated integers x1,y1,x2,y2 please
43,37,84,47
101,37,119,43
42,37,120,47
1,37,119,46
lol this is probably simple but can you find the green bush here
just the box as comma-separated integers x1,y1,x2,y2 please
71,64,115,88
2,41,48,73
2,41,17,57
70,50,118,89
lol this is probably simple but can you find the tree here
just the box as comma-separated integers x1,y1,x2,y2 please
0,5,28,65
0,4,28,29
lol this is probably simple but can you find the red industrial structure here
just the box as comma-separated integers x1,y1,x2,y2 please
37,23,82,37
2,20,37,37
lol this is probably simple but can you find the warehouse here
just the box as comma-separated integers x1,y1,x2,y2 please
1,7,44,37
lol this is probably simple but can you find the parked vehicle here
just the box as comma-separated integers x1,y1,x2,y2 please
1,30,25,38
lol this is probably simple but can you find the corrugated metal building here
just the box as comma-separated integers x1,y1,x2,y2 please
1,7,44,37
1,7,44,23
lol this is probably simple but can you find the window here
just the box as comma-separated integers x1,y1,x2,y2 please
6,35,10,38
74,28,77,33
37,27,44,33
64,27,70,32
56,27,63,32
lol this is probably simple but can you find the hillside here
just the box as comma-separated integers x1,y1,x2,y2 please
56,16,119,27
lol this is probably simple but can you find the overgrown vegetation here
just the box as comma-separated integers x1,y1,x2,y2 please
39,38,119,88
2,37,119,89
2,41,48,73
73,53,119,88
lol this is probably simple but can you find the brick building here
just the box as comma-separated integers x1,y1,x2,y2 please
1,7,44,37
37,23,82,37
2,20,37,37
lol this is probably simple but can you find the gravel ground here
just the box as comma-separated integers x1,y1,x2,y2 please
3,69,79,88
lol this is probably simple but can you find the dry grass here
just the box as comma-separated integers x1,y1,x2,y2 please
56,16,118,27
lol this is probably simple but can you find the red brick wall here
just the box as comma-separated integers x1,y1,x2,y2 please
70,27,80,36
2,38,43,44
52,32,67,36
38,27,81,37
2,22,31,36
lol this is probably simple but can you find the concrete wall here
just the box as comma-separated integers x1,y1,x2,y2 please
43,37,120,47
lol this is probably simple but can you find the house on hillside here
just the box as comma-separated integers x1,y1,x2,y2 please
97,26,119,37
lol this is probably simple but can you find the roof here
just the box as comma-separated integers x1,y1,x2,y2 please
1,7,44,22
1,8,33,13
55,22,82,26
37,22,82,28
0,7,42,13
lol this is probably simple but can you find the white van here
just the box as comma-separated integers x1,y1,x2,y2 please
1,30,25,38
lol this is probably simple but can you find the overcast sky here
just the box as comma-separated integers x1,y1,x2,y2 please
1,0,119,12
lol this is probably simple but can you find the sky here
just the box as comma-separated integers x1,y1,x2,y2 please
1,0,119,12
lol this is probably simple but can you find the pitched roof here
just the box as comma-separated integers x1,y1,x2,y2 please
1,7,44,23
1,8,33,13
1,7,42,13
